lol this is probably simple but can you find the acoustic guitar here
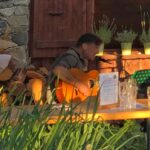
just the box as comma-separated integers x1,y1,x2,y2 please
55,68,99,103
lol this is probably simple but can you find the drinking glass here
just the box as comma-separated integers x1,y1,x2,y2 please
147,86,150,107
119,81,128,109
119,79,138,109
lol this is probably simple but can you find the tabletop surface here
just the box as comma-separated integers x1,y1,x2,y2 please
2,99,150,124
47,99,150,124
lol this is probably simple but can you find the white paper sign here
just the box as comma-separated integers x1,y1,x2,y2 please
0,54,11,73
99,72,118,105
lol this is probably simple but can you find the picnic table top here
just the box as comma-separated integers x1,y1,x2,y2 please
2,99,150,124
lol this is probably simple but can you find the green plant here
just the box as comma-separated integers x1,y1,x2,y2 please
0,85,147,150
94,15,116,44
139,7,150,43
115,29,137,43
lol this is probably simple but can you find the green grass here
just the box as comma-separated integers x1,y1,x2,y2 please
0,89,147,150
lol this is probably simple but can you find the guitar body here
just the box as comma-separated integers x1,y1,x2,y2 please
56,68,99,103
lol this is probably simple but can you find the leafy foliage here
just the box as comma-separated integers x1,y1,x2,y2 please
0,86,147,150
139,6,150,43
140,29,150,43
115,30,137,43
0,101,146,149
94,15,116,44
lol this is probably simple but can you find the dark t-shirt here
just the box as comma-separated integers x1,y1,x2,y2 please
48,48,88,91
51,47,88,71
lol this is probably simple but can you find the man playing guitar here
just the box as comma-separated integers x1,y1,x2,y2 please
49,33,102,103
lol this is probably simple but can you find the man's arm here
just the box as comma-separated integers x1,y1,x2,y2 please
52,66,90,96
53,66,79,85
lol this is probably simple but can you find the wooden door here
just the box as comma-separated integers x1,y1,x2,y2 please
29,0,94,58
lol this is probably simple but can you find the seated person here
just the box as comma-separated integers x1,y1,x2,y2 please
49,33,102,103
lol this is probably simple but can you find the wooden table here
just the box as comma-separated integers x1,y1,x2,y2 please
46,99,150,122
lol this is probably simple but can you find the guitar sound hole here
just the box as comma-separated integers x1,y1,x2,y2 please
89,80,94,88
75,89,78,95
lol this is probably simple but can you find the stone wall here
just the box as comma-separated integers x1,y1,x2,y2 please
0,0,30,67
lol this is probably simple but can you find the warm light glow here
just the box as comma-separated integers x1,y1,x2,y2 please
144,48,150,54
56,68,99,103
0,92,7,106
47,108,150,124
31,78,44,105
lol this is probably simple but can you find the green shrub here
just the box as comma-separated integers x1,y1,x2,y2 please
139,6,150,43
115,29,137,43
0,95,146,150
94,15,116,44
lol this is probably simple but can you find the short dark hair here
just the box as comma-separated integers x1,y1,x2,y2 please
76,33,102,47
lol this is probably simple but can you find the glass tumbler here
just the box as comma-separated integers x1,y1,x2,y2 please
147,86,150,108
119,79,138,109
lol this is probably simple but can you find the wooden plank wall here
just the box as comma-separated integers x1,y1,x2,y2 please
31,0,150,69
94,0,150,48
